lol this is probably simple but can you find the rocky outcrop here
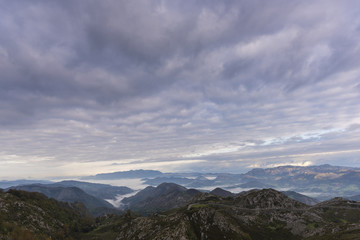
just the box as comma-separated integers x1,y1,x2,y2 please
93,188,360,240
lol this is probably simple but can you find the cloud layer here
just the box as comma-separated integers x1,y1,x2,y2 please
0,0,359,178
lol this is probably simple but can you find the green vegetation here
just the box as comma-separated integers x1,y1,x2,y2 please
307,222,319,229
0,190,95,240
190,203,209,209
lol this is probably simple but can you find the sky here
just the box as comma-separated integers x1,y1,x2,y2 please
0,0,360,179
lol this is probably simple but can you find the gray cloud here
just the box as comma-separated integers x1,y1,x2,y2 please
0,0,359,178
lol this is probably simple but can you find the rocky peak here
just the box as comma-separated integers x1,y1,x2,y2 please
315,197,360,208
235,188,306,209
156,182,187,193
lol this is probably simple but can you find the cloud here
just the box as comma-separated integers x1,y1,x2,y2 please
0,0,359,178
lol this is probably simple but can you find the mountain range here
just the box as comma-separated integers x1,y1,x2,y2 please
8,180,133,216
86,188,360,240
10,184,119,216
1,179,360,239
78,164,360,200
118,183,320,214
1,164,360,239
82,169,162,180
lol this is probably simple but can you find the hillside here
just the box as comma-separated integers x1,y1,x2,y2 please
86,189,360,240
2,187,360,239
10,185,119,216
46,180,134,200
0,189,94,240
282,191,320,206
121,182,201,214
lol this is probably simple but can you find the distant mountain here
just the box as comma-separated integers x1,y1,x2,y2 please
143,176,219,188
83,169,163,180
0,179,53,189
88,188,360,240
237,180,274,188
281,191,320,206
143,165,360,200
240,164,360,200
10,184,118,216
143,176,193,185
71,164,360,201
121,182,201,214
348,194,360,201
47,180,134,200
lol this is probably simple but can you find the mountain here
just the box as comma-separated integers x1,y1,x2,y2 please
10,184,118,216
2,187,360,239
120,183,315,213
240,164,360,200
282,191,320,206
237,179,274,188
209,187,235,197
234,188,307,209
86,188,360,240
0,189,94,239
0,179,53,189
143,176,193,186
47,180,134,200
348,194,360,201
121,182,201,214
76,164,360,200
83,169,163,180
55,164,360,201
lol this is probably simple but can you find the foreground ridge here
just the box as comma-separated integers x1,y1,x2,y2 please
88,188,360,240
1,187,360,239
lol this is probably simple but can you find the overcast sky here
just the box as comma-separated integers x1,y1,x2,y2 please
0,0,359,179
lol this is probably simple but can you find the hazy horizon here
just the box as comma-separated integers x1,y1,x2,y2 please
0,1,359,179
0,163,358,182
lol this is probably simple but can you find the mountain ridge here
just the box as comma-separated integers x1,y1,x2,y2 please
9,184,119,216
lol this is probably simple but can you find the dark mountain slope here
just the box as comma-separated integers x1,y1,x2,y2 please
48,180,133,200
282,191,320,206
0,189,94,239
121,182,201,214
11,184,117,216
